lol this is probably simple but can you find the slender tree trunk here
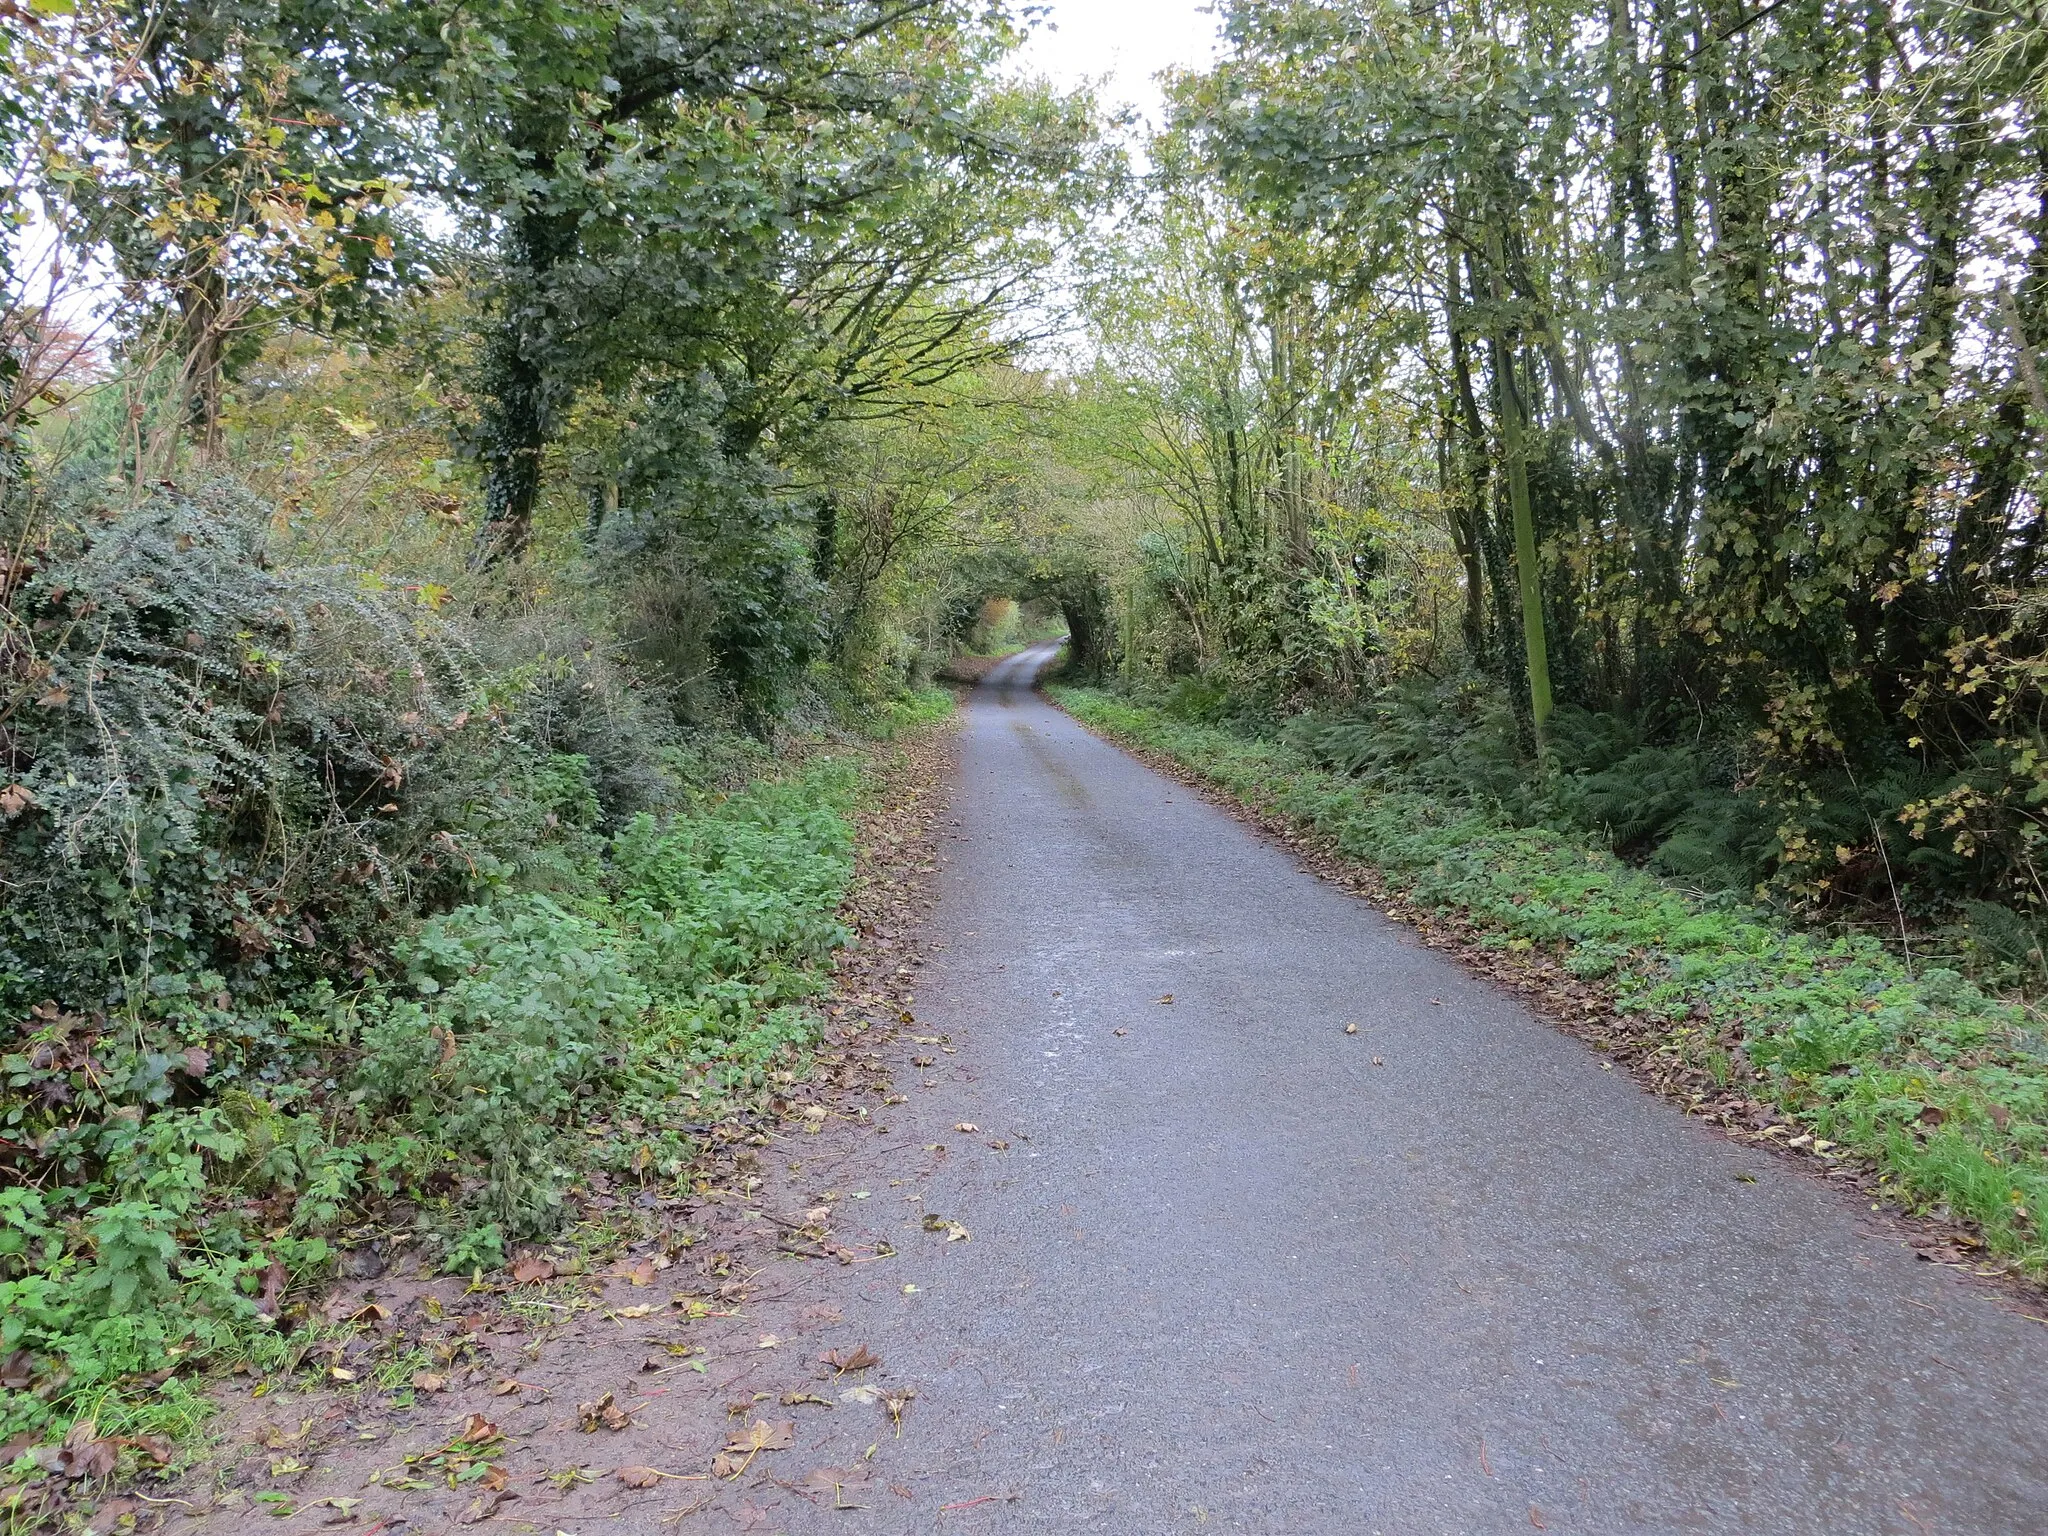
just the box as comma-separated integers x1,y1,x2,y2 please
1485,223,1554,745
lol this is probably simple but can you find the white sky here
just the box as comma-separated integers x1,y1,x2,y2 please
1010,0,1225,132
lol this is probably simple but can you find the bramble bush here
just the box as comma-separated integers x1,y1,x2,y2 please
0,486,875,1448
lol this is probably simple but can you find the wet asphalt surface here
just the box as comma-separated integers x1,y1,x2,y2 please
808,645,2048,1534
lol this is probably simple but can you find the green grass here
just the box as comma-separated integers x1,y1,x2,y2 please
1054,686,2048,1277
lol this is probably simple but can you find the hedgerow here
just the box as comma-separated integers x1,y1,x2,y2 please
0,488,879,1454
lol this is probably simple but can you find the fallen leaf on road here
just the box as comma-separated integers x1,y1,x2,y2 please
349,1302,390,1325
610,1304,656,1319
1112,1028,1127,1037
882,1388,916,1434
715,1419,794,1479
457,1414,503,1446
822,1345,881,1375
757,1333,781,1349
800,1464,872,1507
509,1255,554,1285
577,1394,632,1432
781,1391,833,1408
617,1465,701,1489
987,1139,1009,1150
490,1378,526,1395
726,1419,795,1453
953,1123,978,1133
455,1489,515,1524
1156,994,1174,1004
1344,1024,1358,1035
1371,1056,1384,1067
840,1384,884,1405
614,1257,657,1286
409,1372,448,1393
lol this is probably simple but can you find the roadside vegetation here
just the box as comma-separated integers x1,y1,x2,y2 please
1032,1,2048,1276
0,0,1102,1495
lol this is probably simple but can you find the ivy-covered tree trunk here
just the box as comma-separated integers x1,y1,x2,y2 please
475,211,579,565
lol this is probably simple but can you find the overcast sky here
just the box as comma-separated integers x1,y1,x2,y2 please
1010,0,1225,131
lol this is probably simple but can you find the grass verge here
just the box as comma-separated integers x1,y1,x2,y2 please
1053,686,2048,1280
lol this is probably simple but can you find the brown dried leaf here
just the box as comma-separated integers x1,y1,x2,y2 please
617,1465,662,1490
457,1414,502,1446
799,1463,872,1507
490,1377,525,1396
455,1489,515,1525
820,1344,880,1375
254,1420,312,1451
509,1254,554,1285
410,1371,449,1393
725,1419,794,1454
57,1421,119,1481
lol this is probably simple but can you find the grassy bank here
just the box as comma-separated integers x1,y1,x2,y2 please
0,702,946,1482
1053,687,2048,1279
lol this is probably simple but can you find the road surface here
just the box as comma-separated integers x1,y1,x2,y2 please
805,643,2048,1534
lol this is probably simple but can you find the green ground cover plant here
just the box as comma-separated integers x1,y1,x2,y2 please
1054,686,2048,1279
0,745,878,1454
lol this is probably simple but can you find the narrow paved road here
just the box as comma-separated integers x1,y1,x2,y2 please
816,646,2048,1533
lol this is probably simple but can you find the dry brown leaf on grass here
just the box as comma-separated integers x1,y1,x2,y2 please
410,1371,448,1393
820,1344,881,1375
613,1256,658,1286
509,1254,554,1285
